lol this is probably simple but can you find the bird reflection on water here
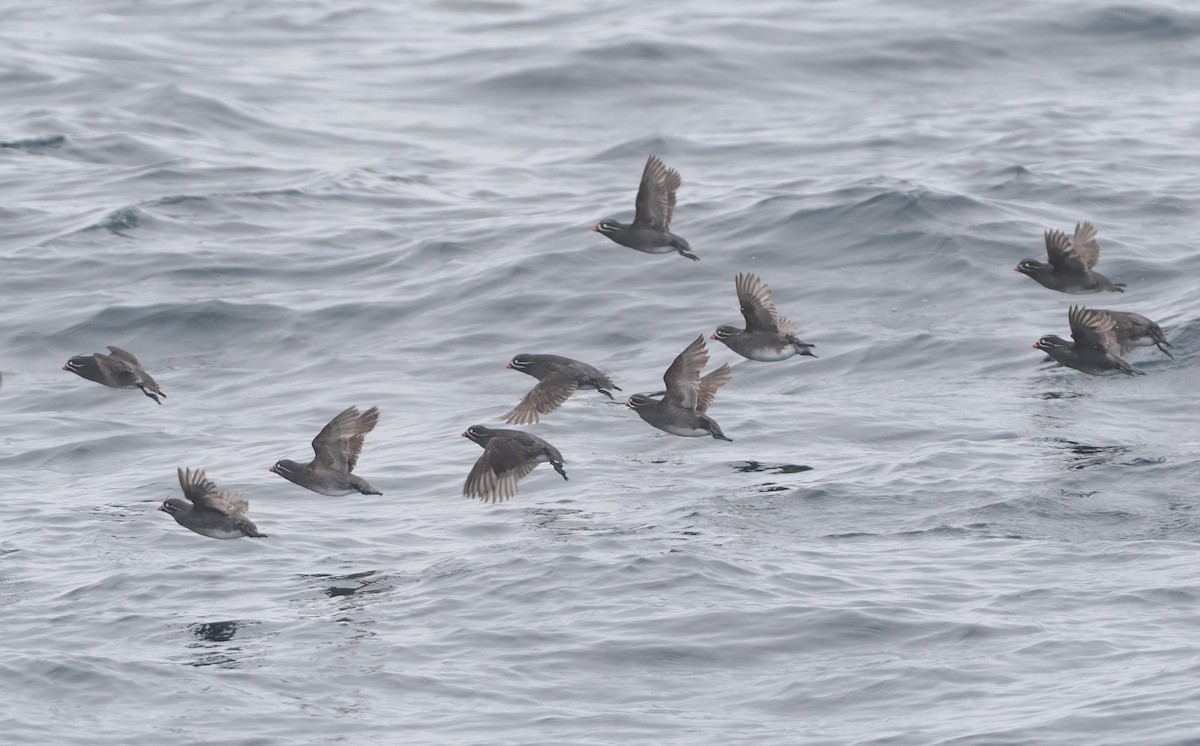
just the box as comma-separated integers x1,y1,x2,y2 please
316,569,390,599
190,619,241,643
186,620,247,668
1045,438,1132,471
732,461,813,474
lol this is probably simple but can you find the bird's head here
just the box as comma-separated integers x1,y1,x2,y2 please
1014,258,1045,276
625,394,657,409
462,425,494,445
1033,335,1069,352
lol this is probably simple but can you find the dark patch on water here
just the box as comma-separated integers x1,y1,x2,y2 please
189,620,243,643
1045,438,1132,470
87,207,141,237
733,460,813,474
1034,390,1091,400
0,134,66,151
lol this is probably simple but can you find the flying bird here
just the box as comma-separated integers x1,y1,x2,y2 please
712,273,816,361
461,425,567,503
160,468,266,539
270,406,383,495
503,353,620,424
63,346,165,404
627,335,733,441
1099,309,1173,358
1033,305,1145,376
1015,221,1125,293
592,155,698,261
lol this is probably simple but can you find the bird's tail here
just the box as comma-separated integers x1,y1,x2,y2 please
551,460,568,481
791,338,818,358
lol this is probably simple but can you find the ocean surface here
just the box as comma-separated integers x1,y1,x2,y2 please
2,1,1200,743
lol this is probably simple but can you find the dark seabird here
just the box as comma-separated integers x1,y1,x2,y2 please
1098,309,1173,358
1015,221,1125,293
63,346,165,403
160,468,267,539
270,406,382,496
503,353,621,425
627,335,733,441
592,155,698,261
711,273,816,361
1034,305,1145,376
462,425,567,503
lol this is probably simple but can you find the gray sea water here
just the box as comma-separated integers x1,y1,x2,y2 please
3,1,1200,743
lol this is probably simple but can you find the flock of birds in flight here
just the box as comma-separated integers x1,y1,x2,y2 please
56,155,1172,539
